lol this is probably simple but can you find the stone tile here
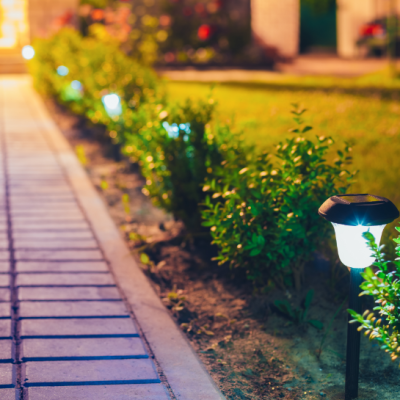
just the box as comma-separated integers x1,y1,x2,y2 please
13,231,94,240
26,384,169,399
0,262,9,273
11,203,78,210
0,320,11,338
16,261,109,273
21,337,147,361
0,252,9,261
12,216,85,223
13,219,86,227
19,301,129,319
18,287,120,301
0,364,14,388
21,318,138,338
13,222,89,231
0,303,11,319
16,273,114,287
0,341,13,362
15,250,103,261
0,240,9,249
23,359,159,386
0,289,10,302
11,211,83,219
0,388,16,399
14,239,98,250
0,275,10,287
10,195,75,201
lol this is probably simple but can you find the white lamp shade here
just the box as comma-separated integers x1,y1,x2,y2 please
102,94,122,116
332,223,386,269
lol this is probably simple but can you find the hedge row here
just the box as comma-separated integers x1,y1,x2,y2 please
30,28,355,289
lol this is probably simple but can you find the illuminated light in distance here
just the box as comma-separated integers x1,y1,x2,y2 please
21,45,35,60
71,80,83,91
163,122,191,138
57,66,69,76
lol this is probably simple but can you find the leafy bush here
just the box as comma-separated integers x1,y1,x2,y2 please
201,106,355,290
29,27,159,126
122,98,247,232
348,227,400,365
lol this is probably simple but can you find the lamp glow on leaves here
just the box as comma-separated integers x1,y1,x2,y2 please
319,194,399,269
57,66,69,76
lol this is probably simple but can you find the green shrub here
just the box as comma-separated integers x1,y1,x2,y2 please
201,106,355,290
348,227,400,365
122,98,247,232
29,27,159,127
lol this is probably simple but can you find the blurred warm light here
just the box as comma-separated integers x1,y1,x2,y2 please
0,0,28,49
21,44,34,59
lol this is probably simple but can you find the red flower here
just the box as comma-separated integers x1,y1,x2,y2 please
198,24,212,41
361,23,384,37
91,9,105,21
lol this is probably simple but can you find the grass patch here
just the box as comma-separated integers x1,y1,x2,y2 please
165,72,400,248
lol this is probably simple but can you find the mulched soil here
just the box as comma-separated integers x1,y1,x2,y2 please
45,99,400,400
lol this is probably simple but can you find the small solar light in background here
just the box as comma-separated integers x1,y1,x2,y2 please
102,93,122,116
21,45,35,60
71,80,83,91
57,66,69,76
163,122,191,139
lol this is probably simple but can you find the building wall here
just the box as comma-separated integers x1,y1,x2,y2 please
28,0,79,41
251,0,300,59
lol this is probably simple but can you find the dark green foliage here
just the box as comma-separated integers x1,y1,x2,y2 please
29,27,159,125
122,98,247,231
202,105,355,289
274,290,323,329
348,226,400,365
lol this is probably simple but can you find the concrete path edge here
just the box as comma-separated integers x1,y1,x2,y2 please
27,79,225,400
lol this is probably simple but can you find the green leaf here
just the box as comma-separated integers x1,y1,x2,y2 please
308,319,323,330
304,289,314,312
140,253,150,265
250,248,262,257
274,300,294,319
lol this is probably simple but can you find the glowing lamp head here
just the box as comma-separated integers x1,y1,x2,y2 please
102,93,122,116
22,45,35,60
319,194,399,269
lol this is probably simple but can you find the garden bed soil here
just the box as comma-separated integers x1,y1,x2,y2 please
45,99,400,400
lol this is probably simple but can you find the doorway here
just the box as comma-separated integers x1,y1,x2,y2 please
300,0,337,54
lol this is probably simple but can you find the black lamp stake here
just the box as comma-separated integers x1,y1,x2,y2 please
319,194,399,400
345,268,363,400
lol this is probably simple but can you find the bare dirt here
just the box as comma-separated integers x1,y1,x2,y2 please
45,99,400,400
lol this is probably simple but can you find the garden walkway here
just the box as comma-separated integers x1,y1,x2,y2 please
0,75,224,400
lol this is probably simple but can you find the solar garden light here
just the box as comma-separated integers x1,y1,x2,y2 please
319,194,399,400
102,93,122,117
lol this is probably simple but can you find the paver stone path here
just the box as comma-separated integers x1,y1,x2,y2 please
0,76,224,400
